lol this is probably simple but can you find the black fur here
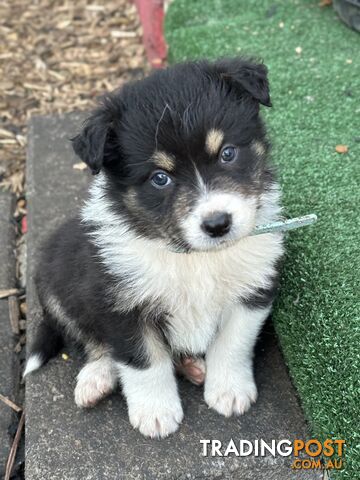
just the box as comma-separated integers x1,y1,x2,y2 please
34,218,168,368
31,312,64,364
242,276,280,309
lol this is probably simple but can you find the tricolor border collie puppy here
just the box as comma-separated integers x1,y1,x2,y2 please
25,58,284,438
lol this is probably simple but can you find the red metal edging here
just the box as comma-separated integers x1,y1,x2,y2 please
134,0,167,68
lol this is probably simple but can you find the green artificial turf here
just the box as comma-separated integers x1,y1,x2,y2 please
165,1,360,478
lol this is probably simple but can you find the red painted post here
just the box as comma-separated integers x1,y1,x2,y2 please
134,0,167,68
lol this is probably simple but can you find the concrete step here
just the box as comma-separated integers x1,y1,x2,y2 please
0,192,18,476
25,112,321,480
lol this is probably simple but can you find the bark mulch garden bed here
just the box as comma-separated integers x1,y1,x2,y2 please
0,0,148,190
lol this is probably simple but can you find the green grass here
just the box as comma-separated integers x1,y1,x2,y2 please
165,1,360,478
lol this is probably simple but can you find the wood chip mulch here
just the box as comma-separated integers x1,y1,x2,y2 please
0,0,148,194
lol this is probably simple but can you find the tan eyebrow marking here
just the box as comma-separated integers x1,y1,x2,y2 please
152,151,176,171
251,140,266,156
205,129,224,155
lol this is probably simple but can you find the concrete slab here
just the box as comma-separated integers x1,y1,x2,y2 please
0,192,17,476
25,113,321,480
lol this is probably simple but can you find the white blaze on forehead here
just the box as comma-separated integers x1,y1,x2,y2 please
205,129,224,155
193,165,207,194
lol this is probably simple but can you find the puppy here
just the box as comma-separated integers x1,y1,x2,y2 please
25,58,284,438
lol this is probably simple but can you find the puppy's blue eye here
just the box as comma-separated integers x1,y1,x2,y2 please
220,146,238,163
151,171,172,188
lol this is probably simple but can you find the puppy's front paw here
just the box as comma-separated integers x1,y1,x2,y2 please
204,378,257,417
128,401,183,438
74,359,117,408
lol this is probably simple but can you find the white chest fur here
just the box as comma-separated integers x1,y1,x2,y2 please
114,233,283,353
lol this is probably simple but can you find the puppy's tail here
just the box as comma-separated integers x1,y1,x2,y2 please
23,315,64,377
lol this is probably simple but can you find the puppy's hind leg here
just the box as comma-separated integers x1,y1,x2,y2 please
175,356,206,386
74,352,118,408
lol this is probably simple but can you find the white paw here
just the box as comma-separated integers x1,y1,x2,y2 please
75,376,115,408
204,378,257,417
128,401,184,438
74,359,117,408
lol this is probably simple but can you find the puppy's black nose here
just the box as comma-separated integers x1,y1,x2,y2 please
201,212,232,238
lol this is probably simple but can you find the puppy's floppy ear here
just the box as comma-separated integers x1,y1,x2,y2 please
71,100,116,175
216,58,272,107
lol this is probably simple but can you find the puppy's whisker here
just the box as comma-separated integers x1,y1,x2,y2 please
128,160,152,167
155,103,171,151
182,103,193,127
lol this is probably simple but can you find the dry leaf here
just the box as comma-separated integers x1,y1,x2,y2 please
73,161,87,171
320,0,332,6
335,145,348,154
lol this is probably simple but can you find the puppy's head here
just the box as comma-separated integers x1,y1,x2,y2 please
73,58,276,252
